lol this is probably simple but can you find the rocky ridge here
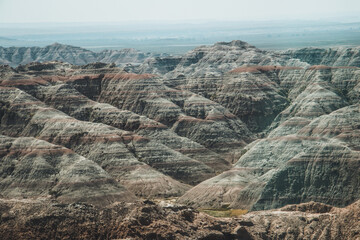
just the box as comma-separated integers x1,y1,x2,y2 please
0,43,167,67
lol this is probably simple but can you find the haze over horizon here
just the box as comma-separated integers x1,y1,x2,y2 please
1,0,360,53
1,0,360,23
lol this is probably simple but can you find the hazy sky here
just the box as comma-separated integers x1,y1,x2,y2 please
1,0,360,23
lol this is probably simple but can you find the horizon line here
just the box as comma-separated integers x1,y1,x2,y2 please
1,17,360,25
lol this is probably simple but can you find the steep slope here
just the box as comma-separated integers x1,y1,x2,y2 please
1,62,252,162
0,87,195,197
12,66,250,162
0,135,136,205
178,66,360,210
0,63,236,172
175,67,293,132
179,112,360,210
18,83,230,172
93,73,252,161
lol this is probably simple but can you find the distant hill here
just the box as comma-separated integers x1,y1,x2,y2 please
0,43,168,67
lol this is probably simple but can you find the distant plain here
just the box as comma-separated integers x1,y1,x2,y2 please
1,20,360,54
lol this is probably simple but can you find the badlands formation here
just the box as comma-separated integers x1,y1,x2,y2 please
0,40,359,239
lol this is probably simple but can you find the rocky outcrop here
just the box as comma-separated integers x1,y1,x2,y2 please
245,200,360,240
0,199,358,240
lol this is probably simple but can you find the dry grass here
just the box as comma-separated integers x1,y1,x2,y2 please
199,208,248,218
229,209,248,217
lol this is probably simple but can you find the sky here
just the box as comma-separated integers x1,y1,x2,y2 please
1,0,360,23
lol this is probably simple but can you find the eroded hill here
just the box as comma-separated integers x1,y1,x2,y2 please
0,40,359,239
